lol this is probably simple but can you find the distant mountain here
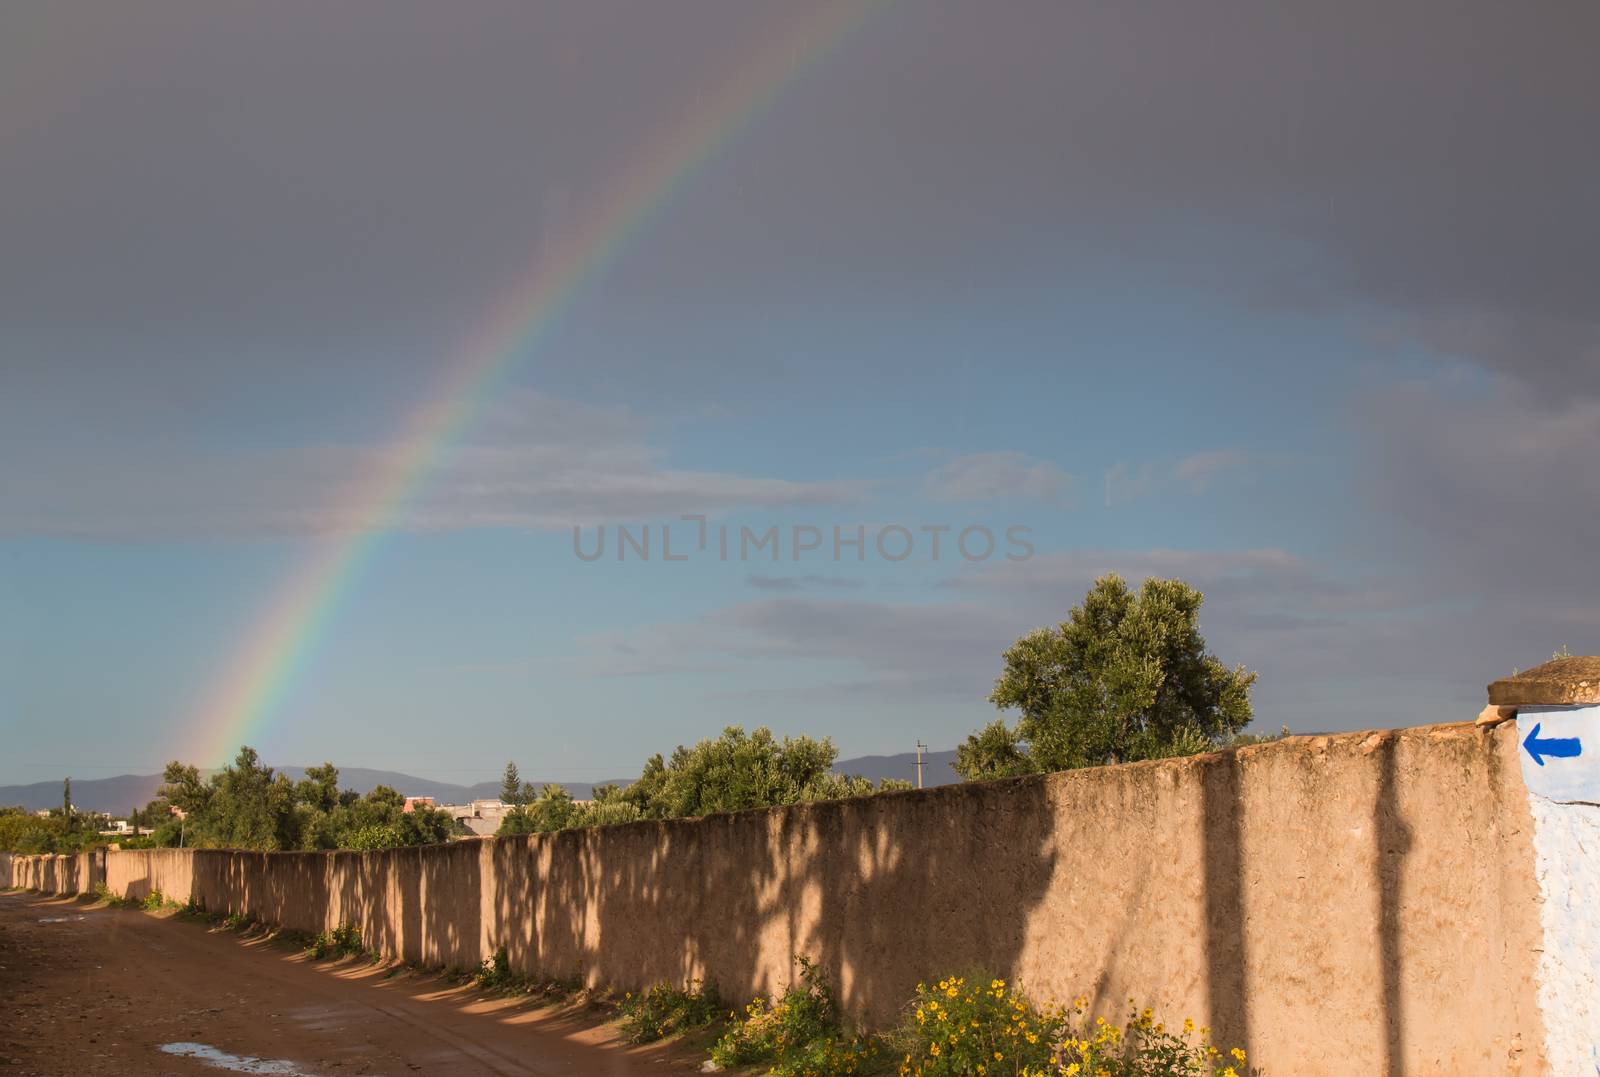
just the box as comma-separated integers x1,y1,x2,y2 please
835,749,960,788
0,774,170,817
0,749,958,815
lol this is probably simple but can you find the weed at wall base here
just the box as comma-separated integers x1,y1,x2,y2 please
888,975,1251,1077
92,883,192,913
306,922,368,961
471,946,587,1004
706,963,1253,1077
711,956,880,1076
616,980,721,1044
474,946,514,989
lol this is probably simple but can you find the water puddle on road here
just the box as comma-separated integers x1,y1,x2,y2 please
157,1043,318,1075
37,915,86,923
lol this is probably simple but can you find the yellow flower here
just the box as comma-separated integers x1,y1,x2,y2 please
1232,1047,1247,1062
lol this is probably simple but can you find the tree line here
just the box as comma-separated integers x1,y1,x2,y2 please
3,575,1260,854
0,778,103,855
494,725,914,837
150,749,460,850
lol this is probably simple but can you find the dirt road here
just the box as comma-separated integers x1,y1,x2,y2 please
0,891,705,1076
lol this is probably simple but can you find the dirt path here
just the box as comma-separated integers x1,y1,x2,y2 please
0,891,706,1077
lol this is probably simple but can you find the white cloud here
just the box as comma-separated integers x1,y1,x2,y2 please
1174,449,1253,491
746,574,865,592
922,451,1074,504
1105,450,1255,506
0,391,866,538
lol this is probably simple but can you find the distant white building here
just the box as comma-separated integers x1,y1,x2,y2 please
431,798,510,836
424,796,595,837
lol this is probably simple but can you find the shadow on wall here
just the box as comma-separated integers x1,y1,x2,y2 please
481,776,1058,1025
9,851,104,897
1373,734,1414,1077
1200,734,1419,1071
418,841,483,968
1200,751,1249,1056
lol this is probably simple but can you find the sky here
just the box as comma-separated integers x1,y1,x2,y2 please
2,0,1598,785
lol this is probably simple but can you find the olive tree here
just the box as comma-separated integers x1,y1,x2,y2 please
956,574,1256,779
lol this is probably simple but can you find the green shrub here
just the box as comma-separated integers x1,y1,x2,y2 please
307,922,365,960
616,980,721,1043
475,947,515,990
710,956,880,1075
890,976,1247,1077
344,823,405,850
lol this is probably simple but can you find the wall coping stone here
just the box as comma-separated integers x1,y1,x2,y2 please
1487,655,1600,706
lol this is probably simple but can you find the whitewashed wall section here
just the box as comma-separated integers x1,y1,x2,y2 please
1517,704,1600,1074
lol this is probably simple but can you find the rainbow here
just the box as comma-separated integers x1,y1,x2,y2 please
182,2,882,767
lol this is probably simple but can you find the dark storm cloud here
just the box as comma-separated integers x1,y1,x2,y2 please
6,1,1596,390
0,2,783,344
1356,385,1600,615
3,0,1595,584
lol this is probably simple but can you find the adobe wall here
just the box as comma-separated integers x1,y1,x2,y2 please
2,849,102,895
3,721,1564,1074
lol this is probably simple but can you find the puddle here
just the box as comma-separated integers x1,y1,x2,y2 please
157,1043,318,1075
37,915,86,923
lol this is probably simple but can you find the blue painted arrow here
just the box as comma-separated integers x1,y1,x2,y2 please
1523,722,1582,767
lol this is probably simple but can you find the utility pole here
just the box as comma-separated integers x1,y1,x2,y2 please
914,741,926,790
